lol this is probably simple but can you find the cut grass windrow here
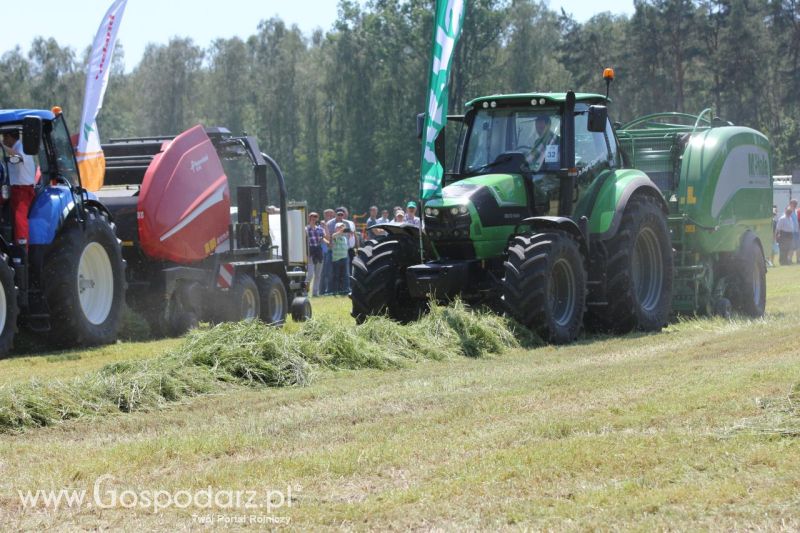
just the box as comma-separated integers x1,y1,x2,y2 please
0,301,532,433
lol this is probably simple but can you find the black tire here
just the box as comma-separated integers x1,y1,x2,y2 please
0,255,18,358
588,194,672,333
43,207,125,347
728,235,766,317
165,280,203,336
350,235,423,324
291,297,312,322
502,231,586,344
713,297,732,319
257,274,287,326
221,273,260,323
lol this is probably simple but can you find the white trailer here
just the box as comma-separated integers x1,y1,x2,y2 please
773,176,800,211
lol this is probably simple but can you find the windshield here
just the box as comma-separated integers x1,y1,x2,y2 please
463,107,561,173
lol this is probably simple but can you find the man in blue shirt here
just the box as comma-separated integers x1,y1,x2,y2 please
366,206,379,239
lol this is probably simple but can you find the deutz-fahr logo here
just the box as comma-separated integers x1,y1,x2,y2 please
747,152,768,177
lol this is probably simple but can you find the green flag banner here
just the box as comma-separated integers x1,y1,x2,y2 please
419,0,466,201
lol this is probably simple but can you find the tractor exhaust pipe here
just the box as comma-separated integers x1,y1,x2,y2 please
559,90,577,217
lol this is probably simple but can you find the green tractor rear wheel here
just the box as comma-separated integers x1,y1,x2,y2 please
588,194,672,333
502,231,586,344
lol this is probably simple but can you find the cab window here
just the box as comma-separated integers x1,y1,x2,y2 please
41,115,79,185
574,108,609,169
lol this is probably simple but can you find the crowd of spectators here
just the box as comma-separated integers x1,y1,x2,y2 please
305,202,421,296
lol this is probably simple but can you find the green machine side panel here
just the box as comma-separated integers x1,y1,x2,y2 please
677,127,773,254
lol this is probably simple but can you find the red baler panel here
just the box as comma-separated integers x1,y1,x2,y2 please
137,125,230,264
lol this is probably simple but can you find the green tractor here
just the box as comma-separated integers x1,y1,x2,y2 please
351,79,771,343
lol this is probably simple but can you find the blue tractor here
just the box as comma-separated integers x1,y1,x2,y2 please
0,108,125,356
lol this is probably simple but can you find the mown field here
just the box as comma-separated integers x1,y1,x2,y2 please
1,268,799,530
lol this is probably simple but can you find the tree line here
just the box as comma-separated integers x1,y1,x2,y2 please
0,0,797,213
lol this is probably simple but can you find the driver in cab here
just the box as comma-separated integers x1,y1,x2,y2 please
2,131,36,249
525,115,559,172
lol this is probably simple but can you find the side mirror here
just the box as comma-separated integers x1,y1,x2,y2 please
587,105,608,133
416,112,425,140
22,116,42,155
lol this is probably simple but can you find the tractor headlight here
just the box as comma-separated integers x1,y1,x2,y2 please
459,206,468,215
432,208,439,216
450,207,459,215
425,208,432,216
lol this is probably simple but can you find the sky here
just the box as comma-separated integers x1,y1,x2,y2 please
1,0,635,72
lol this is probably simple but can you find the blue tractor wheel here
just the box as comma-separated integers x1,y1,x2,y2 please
0,254,18,358
42,207,125,347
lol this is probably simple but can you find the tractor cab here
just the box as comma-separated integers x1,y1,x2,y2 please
423,92,618,261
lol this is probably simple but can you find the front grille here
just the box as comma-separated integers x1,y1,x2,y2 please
425,210,471,241
425,210,474,259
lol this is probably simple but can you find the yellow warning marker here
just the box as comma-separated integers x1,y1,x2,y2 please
687,186,697,205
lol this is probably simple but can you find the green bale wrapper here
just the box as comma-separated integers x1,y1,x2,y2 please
618,110,772,315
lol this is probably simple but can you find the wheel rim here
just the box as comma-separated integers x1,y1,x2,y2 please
267,288,285,323
78,242,114,325
241,287,258,320
752,257,763,308
548,258,576,328
632,227,663,313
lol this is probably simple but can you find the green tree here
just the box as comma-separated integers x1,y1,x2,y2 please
133,37,204,135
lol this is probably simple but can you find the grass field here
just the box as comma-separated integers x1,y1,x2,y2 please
1,268,799,530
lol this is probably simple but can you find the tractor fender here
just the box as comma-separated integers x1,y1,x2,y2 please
518,216,588,259
83,198,113,222
372,223,437,259
28,185,76,246
588,171,668,240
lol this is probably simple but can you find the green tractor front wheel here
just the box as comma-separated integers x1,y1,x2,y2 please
350,235,424,323
502,231,586,344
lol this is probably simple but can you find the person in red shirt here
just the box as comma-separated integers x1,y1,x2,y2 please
2,132,36,248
